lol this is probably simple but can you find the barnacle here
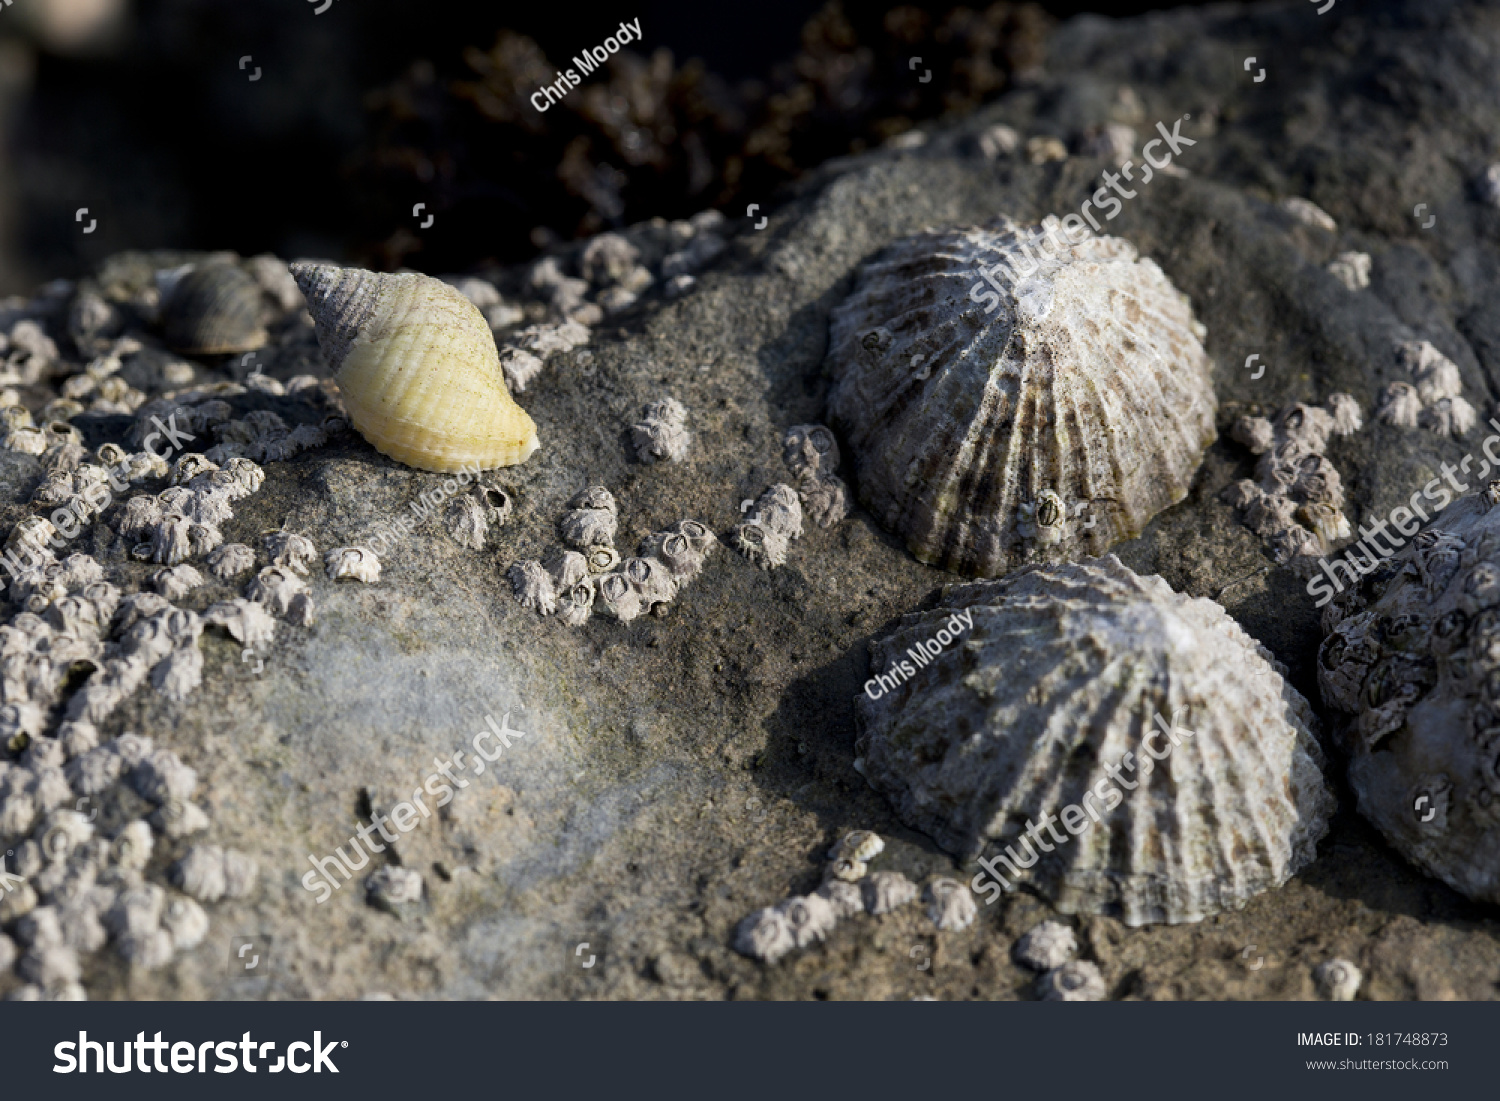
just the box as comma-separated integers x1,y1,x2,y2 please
325,547,381,583
1038,959,1107,1001
924,877,976,931
1013,921,1077,971
151,565,204,602
629,397,690,464
860,870,917,915
508,560,556,616
1314,958,1362,1002
205,543,256,580
263,531,318,575
244,566,310,617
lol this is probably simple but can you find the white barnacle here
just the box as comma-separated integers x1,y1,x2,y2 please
204,598,277,651
55,720,99,759
1375,382,1422,428
596,570,644,623
861,870,917,915
507,560,556,616
162,895,208,951
558,578,595,627
543,548,588,592
829,829,884,864
1279,197,1337,232
111,592,170,636
585,545,621,575
222,457,265,497
1325,392,1362,436
733,906,795,964
1419,396,1477,439
731,520,789,570
116,495,164,541
814,879,865,919
749,484,803,539
111,820,154,872
365,865,423,910
65,746,123,796
149,798,209,840
132,748,198,805
325,546,381,583
622,556,678,606
171,845,226,902
444,493,489,549
151,564,205,602
17,944,81,987
637,530,703,582
824,856,868,882
1314,957,1362,1001
1039,959,1108,1001
558,505,618,548
104,882,165,938
169,453,218,486
147,513,194,566
777,894,838,948
1013,920,1077,971
205,542,256,580
1398,340,1463,404
151,646,204,702
798,475,850,529
1327,251,1371,291
244,566,310,617
630,397,691,464
262,530,318,575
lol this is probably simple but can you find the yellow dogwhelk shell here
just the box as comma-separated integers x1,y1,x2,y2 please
290,263,539,472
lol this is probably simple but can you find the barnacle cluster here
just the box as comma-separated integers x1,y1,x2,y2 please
1222,395,1362,561
444,483,513,550
509,486,716,626
1375,340,1476,438
734,830,930,965
782,425,849,529
731,485,803,570
0,256,376,997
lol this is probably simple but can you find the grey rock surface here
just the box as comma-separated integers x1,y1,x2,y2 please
5,0,1500,1001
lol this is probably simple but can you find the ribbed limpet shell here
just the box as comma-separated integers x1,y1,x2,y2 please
291,263,538,473
856,555,1333,926
825,217,1216,578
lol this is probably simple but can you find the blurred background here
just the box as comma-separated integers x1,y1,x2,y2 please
0,0,1217,295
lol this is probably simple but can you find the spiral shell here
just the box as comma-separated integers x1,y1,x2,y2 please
825,217,1216,578
290,263,539,473
161,264,269,356
856,555,1333,925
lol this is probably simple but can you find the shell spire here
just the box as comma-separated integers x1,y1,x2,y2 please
291,262,539,473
